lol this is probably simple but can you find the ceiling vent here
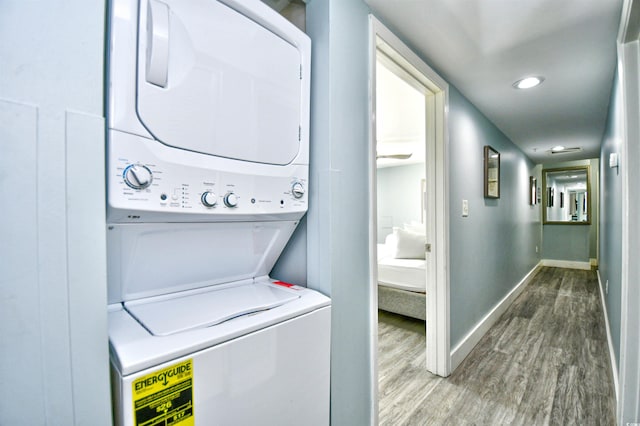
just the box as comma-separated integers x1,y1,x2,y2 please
547,147,582,155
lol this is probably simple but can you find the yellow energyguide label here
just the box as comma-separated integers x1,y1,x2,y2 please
132,359,194,426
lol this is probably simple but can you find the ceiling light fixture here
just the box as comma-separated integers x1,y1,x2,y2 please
513,76,545,89
376,153,413,160
547,146,582,155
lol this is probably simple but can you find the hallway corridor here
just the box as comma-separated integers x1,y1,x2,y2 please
378,267,616,425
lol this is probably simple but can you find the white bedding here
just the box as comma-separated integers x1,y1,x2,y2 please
378,240,426,293
376,228,427,293
377,256,426,293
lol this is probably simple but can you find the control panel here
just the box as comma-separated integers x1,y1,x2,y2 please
107,132,308,222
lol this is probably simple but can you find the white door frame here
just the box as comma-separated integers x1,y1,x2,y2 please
368,15,450,382
617,0,640,422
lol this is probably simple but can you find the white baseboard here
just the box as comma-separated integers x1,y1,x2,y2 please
590,258,598,267
597,270,619,406
450,262,541,371
541,259,591,270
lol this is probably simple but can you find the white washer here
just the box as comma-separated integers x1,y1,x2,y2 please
106,0,329,425
109,277,330,426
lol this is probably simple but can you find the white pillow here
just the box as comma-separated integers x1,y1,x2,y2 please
403,222,425,235
384,232,397,246
393,227,426,259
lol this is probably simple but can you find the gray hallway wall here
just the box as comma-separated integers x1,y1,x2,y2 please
447,86,540,348
600,64,623,367
306,1,376,424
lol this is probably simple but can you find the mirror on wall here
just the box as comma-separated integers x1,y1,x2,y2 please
484,146,500,198
542,166,590,224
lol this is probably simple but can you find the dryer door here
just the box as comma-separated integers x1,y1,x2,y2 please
136,0,302,165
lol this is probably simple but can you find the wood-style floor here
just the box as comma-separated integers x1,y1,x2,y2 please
378,267,616,425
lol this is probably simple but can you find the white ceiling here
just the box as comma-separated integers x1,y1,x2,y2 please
376,58,426,168
365,0,623,164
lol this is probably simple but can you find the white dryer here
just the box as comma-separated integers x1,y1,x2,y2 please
105,0,330,425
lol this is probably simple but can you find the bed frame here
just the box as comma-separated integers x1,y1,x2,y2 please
377,285,426,321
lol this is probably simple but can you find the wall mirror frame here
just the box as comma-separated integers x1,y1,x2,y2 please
529,176,537,205
542,165,591,225
484,145,500,198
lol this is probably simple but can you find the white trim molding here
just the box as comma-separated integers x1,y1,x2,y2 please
540,259,592,270
597,270,620,405
450,263,540,370
369,15,451,377
617,0,640,423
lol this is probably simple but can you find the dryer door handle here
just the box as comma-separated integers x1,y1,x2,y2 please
146,0,169,88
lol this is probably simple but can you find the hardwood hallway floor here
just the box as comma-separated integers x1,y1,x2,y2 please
378,267,616,425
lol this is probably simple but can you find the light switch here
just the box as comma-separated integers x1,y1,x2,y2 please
609,153,618,168
462,199,469,217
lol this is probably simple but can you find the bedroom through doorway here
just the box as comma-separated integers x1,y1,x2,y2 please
368,18,450,417
375,46,431,415
375,47,428,318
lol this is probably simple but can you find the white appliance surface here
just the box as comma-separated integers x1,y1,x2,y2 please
138,0,302,166
107,0,311,224
378,257,426,293
107,131,309,223
106,0,327,424
111,303,331,426
125,281,300,336
107,221,300,303
109,279,330,375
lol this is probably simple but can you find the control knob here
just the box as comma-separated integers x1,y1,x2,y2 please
201,191,217,207
291,182,305,199
224,192,238,208
123,164,153,190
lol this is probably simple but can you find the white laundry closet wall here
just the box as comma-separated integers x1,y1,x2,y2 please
0,1,111,424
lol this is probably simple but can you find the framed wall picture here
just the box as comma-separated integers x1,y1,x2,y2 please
547,187,555,207
484,146,500,198
529,176,536,205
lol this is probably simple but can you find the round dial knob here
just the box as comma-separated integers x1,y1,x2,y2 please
201,191,217,207
123,164,153,190
223,192,238,208
292,182,305,199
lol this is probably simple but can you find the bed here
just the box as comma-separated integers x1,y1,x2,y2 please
377,227,426,320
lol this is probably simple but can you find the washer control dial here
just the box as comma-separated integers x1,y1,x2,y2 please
223,192,238,208
201,191,217,207
292,182,305,199
123,164,153,190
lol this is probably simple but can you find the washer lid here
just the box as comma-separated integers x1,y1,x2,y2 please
124,282,299,336
136,0,303,165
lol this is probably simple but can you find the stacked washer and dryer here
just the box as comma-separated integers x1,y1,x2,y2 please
106,0,330,425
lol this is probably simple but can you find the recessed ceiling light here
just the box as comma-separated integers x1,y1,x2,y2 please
513,76,545,89
547,146,582,155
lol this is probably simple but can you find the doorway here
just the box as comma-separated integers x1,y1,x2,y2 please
368,15,450,402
